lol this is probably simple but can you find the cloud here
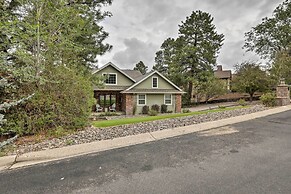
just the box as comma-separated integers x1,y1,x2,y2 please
97,0,284,70
112,38,159,69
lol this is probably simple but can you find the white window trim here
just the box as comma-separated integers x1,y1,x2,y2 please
137,94,147,106
103,73,117,85
152,76,158,88
164,94,172,105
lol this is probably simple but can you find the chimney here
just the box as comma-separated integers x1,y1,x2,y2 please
217,65,222,71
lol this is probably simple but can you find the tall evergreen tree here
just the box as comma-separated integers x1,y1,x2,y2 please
154,11,224,102
178,11,224,99
0,0,113,134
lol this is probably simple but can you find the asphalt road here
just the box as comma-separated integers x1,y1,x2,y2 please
1,110,291,194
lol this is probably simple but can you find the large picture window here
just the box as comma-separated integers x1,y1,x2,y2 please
138,94,146,105
103,73,117,85
164,94,172,105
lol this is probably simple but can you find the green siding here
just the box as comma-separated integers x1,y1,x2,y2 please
95,66,134,86
134,73,176,90
135,94,176,114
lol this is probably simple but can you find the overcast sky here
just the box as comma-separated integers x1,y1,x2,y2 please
97,0,283,71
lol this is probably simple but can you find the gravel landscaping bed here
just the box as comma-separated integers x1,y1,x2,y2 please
7,105,268,155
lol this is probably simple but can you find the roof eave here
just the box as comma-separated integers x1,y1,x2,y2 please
124,70,183,92
121,91,186,94
92,62,136,83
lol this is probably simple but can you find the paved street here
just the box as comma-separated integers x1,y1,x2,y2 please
0,110,291,194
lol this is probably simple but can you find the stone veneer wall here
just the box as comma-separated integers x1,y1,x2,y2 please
276,83,290,106
125,94,134,115
175,94,182,113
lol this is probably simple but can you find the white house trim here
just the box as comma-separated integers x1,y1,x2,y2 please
164,94,172,105
152,76,158,88
93,62,136,83
124,71,183,92
137,94,147,106
102,73,117,85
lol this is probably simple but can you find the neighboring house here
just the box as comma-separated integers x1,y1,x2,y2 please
93,62,184,115
214,65,232,91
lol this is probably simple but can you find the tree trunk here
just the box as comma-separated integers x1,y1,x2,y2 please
188,81,193,105
249,93,254,102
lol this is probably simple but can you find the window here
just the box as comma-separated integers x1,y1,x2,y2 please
103,73,117,85
138,94,146,105
164,94,172,105
152,77,158,88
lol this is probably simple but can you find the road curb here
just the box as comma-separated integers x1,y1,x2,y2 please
1,105,290,171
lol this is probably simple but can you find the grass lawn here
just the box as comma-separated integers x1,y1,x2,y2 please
92,106,248,128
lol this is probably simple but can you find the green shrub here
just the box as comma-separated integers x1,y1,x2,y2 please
161,104,167,113
260,93,276,107
4,66,94,135
148,109,158,116
167,110,173,113
182,109,191,113
151,104,160,112
142,105,149,114
237,99,247,106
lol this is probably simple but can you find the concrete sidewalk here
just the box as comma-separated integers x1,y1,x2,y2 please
1,105,290,172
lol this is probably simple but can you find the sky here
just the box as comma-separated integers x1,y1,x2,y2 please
97,0,283,71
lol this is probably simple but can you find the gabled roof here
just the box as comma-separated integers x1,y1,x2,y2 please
93,62,136,82
121,69,142,80
122,70,184,93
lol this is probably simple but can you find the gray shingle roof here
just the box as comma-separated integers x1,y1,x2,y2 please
121,70,142,80
93,85,129,91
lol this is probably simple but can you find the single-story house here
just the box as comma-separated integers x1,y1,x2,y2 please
93,62,184,115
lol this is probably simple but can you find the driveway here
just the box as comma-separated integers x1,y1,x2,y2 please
0,110,291,194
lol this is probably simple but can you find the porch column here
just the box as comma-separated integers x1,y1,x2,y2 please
175,94,182,113
276,79,290,106
125,94,134,115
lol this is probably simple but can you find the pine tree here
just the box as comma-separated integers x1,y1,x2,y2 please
154,11,224,103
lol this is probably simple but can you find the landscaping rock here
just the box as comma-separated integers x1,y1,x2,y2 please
8,105,268,155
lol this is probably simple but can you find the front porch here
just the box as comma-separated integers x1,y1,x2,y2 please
93,90,124,112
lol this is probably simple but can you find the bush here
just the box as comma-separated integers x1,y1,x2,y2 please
260,93,276,107
161,104,167,113
182,109,191,113
3,66,94,135
151,104,160,112
148,109,158,116
142,105,149,114
237,99,247,106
